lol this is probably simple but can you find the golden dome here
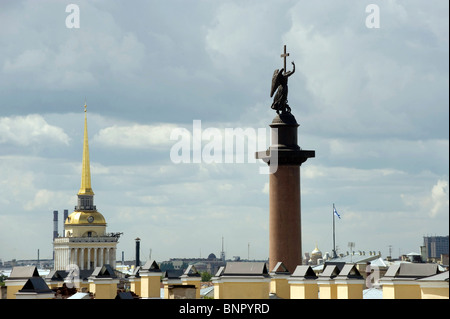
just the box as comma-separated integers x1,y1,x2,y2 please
65,211,107,226
311,244,322,256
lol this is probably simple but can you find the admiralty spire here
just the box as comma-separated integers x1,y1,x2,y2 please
53,103,121,271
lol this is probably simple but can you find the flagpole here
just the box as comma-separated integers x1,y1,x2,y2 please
332,203,337,258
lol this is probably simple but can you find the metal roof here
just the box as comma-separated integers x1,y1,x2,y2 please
222,262,269,276
68,292,91,299
416,270,449,282
200,286,214,297
182,265,200,277
141,260,161,272
270,262,291,275
115,292,134,299
318,264,341,279
383,263,439,279
131,266,141,277
327,253,381,264
214,266,225,277
9,266,39,279
18,277,53,294
46,270,68,281
363,288,383,299
291,265,317,279
91,264,117,278
336,264,363,279
163,269,184,279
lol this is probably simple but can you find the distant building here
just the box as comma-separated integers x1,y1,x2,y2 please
53,105,121,271
164,253,226,275
423,236,449,260
308,244,323,265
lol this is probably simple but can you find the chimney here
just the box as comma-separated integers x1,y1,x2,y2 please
63,209,68,237
53,210,58,240
135,238,141,267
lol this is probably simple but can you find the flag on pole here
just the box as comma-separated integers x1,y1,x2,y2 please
333,206,341,219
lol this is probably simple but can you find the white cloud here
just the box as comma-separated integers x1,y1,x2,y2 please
0,114,70,146
205,2,281,75
401,179,449,218
430,180,449,218
283,0,448,140
3,48,48,71
24,189,72,211
93,123,179,149
1,1,146,90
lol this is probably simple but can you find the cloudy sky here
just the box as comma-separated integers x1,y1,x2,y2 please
0,0,448,265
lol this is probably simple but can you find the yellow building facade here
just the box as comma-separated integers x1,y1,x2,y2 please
334,264,364,299
213,262,270,299
140,260,162,299
380,263,440,299
88,265,119,299
289,265,318,299
4,266,40,300
269,262,291,299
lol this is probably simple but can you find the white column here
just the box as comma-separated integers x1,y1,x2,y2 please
106,248,110,266
80,248,84,270
112,248,116,268
94,247,98,268
100,247,104,266
88,248,91,269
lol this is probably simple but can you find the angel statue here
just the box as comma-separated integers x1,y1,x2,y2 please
270,61,295,114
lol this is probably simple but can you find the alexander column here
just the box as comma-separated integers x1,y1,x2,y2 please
256,45,315,273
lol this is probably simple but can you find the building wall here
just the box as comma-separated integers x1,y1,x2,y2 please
219,281,270,299
336,281,364,299
89,279,118,299
140,273,161,298
270,277,290,299
5,280,25,299
290,282,318,299
317,282,337,299
382,282,421,299
182,278,201,299
420,287,449,299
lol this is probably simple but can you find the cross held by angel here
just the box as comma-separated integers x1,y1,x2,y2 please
271,45,295,114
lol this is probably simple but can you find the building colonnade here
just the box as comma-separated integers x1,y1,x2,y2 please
55,246,116,270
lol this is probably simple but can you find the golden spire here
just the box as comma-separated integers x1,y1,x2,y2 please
78,102,94,195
